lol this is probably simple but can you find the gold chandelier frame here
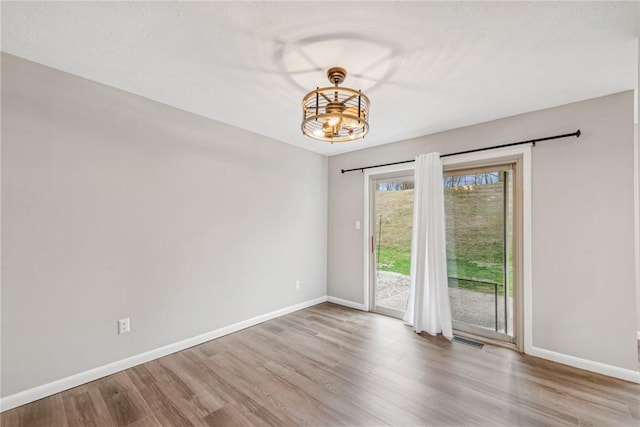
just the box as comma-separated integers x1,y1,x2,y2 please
301,67,370,143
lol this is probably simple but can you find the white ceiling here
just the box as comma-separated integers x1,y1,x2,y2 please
2,2,639,156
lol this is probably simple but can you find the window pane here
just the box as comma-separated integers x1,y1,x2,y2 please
373,176,414,315
444,169,513,335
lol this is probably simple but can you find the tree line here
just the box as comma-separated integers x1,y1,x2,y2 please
377,172,501,191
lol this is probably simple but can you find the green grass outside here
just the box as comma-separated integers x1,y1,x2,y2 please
375,181,513,294
376,248,411,276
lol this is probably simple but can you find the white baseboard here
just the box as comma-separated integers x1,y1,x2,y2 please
0,296,328,412
529,346,640,384
327,296,367,311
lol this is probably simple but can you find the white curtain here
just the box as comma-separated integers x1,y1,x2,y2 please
403,153,453,339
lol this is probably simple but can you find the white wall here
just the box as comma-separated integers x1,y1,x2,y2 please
328,91,638,375
1,53,328,398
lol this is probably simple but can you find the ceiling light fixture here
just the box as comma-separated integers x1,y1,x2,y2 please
301,67,370,143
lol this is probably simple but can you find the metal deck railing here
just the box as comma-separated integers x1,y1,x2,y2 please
448,276,503,332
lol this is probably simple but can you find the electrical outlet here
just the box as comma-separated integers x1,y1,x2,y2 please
118,318,130,335
295,280,301,290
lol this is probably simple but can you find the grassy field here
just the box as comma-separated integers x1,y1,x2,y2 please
373,188,414,275
375,181,510,292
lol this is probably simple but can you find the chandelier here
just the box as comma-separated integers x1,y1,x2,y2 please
301,67,370,143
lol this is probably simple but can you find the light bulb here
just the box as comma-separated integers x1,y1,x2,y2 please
327,115,341,127
313,128,324,137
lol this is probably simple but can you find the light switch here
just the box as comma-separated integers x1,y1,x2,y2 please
355,221,361,230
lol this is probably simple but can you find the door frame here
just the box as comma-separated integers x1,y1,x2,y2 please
364,164,415,312
362,146,532,353
368,172,416,318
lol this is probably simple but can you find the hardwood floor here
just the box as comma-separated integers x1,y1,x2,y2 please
2,303,639,426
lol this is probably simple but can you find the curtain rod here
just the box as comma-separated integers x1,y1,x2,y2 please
340,129,581,174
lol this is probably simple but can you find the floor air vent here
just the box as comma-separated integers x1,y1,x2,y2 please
452,336,484,349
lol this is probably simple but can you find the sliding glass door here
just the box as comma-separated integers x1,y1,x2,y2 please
444,164,516,343
371,174,414,318
366,161,521,346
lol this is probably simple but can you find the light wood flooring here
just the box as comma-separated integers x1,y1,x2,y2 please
2,303,639,426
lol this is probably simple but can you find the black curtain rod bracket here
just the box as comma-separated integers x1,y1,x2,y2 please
340,129,581,174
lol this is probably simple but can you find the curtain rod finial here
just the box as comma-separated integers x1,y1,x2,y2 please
576,129,581,138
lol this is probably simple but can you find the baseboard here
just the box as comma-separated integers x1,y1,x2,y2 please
529,346,640,384
0,296,328,412
327,296,367,311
